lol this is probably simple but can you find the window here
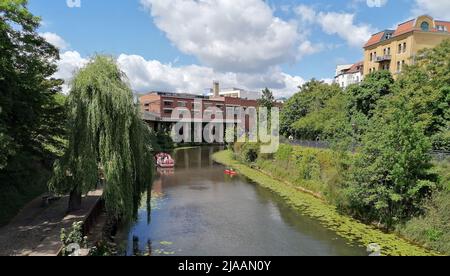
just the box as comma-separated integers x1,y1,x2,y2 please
397,61,401,72
177,101,187,107
164,109,172,115
437,25,447,32
398,44,402,54
421,21,430,32
403,42,407,53
163,100,173,107
402,60,406,69
370,53,373,62
387,47,391,55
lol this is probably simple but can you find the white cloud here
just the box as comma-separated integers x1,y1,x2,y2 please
52,51,303,97
40,32,70,50
140,0,309,73
294,6,375,48
294,5,316,24
117,54,304,98
54,51,88,93
317,12,374,47
412,0,450,20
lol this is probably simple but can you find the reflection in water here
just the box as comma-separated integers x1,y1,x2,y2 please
122,147,366,256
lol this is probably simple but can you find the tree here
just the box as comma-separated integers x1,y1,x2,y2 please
259,87,275,110
347,70,394,118
393,39,450,150
344,98,436,229
293,90,352,141
280,80,341,139
0,0,65,161
50,56,154,224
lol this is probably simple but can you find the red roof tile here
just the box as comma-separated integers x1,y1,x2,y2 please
364,32,385,48
347,61,364,74
393,19,415,36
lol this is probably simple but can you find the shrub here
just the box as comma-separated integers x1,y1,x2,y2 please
60,221,88,256
400,191,450,254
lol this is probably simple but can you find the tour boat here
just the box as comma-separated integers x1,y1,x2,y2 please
155,153,175,168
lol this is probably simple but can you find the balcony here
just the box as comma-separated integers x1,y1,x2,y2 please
375,55,392,62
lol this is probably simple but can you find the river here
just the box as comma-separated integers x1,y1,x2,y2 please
120,147,367,256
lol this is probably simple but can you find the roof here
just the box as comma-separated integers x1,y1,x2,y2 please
393,19,415,36
364,16,450,48
347,61,364,74
364,31,385,48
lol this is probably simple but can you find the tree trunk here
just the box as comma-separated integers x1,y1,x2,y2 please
68,187,82,212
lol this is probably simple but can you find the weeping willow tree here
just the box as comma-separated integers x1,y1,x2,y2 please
50,56,154,223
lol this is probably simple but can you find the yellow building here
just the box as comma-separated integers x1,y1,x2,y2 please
363,15,450,77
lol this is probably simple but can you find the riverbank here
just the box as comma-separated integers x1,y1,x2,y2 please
0,189,103,256
212,150,439,256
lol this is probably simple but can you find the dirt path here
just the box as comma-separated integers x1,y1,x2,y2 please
0,190,103,256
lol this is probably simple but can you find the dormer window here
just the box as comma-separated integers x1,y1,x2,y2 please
421,21,430,32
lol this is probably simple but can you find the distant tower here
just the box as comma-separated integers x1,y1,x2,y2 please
213,81,220,98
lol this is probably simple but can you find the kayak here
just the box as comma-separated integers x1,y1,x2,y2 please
224,170,237,176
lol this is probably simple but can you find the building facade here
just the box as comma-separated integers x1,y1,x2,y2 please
364,15,450,77
334,61,364,88
207,87,262,100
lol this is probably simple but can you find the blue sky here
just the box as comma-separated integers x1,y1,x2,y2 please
29,0,450,97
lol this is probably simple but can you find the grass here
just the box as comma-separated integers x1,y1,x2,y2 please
213,150,440,256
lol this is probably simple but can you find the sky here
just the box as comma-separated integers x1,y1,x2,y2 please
29,0,450,98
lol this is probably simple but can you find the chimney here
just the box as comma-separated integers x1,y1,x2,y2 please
213,81,220,98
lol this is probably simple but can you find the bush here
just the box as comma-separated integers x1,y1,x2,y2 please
400,191,450,254
235,142,344,201
343,105,436,229
239,143,260,163
60,221,88,256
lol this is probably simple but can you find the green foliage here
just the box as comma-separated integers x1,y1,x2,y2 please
258,87,275,110
50,56,154,221
0,0,65,159
280,80,343,139
60,221,87,256
274,144,292,166
224,126,235,149
294,90,353,141
344,100,436,229
234,142,344,201
235,142,260,163
0,129,13,170
155,130,174,153
400,191,450,254
347,70,394,118
393,39,450,150
0,0,66,224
